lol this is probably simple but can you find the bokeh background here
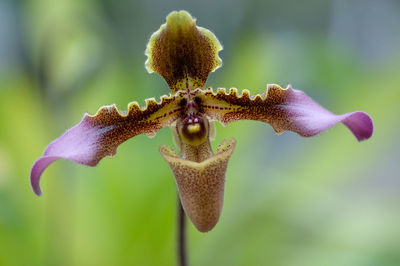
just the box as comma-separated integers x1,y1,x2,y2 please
1,0,399,265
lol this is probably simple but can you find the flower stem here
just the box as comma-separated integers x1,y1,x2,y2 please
178,197,187,266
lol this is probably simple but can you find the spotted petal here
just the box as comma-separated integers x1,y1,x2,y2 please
145,10,222,92
31,93,185,196
195,84,373,141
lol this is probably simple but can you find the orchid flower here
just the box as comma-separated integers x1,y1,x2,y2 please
30,10,373,232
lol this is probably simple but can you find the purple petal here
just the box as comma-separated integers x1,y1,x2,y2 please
340,111,373,141
31,94,184,196
31,157,59,196
279,86,374,141
195,85,373,141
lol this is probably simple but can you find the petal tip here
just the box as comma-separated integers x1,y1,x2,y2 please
347,111,374,142
33,188,43,197
30,156,59,196
337,111,373,142
30,163,43,196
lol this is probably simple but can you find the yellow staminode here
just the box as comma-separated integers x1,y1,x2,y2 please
187,123,201,134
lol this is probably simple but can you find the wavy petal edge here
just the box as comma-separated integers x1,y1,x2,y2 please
30,92,186,196
191,85,373,141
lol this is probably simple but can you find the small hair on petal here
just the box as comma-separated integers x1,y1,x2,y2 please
30,93,185,196
192,85,373,141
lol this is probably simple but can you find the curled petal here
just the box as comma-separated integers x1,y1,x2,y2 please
145,10,222,92
195,85,373,141
31,93,185,196
160,138,236,232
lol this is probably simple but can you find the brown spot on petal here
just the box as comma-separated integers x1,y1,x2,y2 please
80,92,186,164
160,138,236,232
145,11,222,92
190,85,301,133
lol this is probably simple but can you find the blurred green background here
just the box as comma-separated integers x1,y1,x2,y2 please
0,0,399,265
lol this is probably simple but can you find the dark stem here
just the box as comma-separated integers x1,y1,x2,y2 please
178,197,187,266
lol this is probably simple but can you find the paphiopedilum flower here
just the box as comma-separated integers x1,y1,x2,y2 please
31,11,373,232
